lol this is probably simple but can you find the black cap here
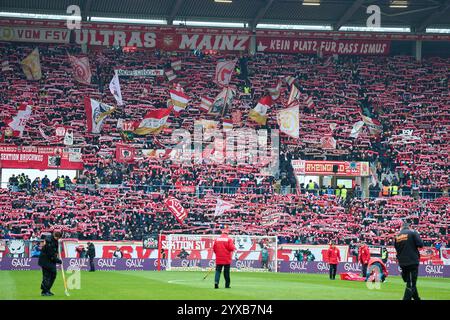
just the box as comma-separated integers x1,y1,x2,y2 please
402,221,410,228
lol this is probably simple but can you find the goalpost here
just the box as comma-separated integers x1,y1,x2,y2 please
164,234,278,272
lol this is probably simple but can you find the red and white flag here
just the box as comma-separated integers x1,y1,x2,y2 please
362,114,382,135
170,89,190,114
84,97,115,133
284,76,295,87
133,107,172,135
68,54,92,85
171,60,182,71
115,144,136,163
305,95,314,108
287,85,300,106
164,196,188,224
165,69,177,82
214,198,234,217
199,96,213,113
214,60,237,87
321,135,336,149
8,103,32,137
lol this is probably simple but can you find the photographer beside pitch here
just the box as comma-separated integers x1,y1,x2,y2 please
394,221,424,300
213,228,236,289
38,231,62,296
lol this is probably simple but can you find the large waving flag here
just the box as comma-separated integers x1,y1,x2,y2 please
277,104,299,139
84,97,115,133
170,88,190,114
68,54,92,85
215,60,237,87
8,103,32,137
214,198,234,217
287,84,300,106
133,107,172,135
21,48,42,80
249,95,272,125
361,115,382,135
109,71,123,106
164,196,188,224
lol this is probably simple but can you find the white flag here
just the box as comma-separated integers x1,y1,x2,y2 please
8,103,32,137
350,121,365,138
109,71,123,106
214,60,237,87
214,198,234,217
277,104,299,139
64,129,74,146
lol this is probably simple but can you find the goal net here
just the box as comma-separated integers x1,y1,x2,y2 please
164,234,278,272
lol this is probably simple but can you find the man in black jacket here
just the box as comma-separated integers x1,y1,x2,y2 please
38,231,62,296
87,242,95,272
394,221,424,300
87,242,96,272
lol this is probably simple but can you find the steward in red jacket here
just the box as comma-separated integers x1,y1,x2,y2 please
358,244,371,277
213,229,236,289
326,243,340,280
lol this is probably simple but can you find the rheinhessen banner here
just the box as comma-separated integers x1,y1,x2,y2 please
0,145,83,170
256,38,391,55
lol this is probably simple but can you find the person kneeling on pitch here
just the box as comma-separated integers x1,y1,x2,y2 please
38,230,62,296
213,228,236,289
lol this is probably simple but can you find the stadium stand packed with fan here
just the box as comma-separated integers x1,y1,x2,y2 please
0,0,449,302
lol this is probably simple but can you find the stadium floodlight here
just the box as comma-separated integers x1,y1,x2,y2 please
173,20,244,28
214,0,233,3
90,17,167,24
303,0,321,6
426,28,450,34
339,26,411,33
0,11,77,20
256,23,332,30
390,0,408,8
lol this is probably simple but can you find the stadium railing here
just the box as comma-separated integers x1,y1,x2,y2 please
1,182,447,199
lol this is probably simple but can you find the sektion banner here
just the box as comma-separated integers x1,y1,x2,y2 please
0,145,83,170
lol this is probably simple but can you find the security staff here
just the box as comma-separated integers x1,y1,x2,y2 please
87,242,96,272
358,242,371,278
38,231,62,296
381,247,388,263
391,185,399,196
394,221,424,300
326,242,341,280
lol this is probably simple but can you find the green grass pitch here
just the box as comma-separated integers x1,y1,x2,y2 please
1,271,449,300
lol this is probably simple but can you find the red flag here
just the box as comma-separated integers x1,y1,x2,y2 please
115,144,136,163
164,197,188,224
68,54,92,85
